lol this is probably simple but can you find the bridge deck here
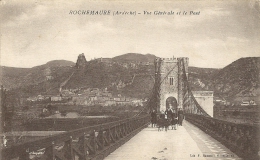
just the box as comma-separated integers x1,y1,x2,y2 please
105,121,241,160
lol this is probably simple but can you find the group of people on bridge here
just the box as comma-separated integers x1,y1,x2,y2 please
150,108,185,131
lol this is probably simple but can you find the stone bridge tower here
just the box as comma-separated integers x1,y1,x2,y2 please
154,56,188,112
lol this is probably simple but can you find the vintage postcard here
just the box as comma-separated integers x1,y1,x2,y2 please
0,0,259,160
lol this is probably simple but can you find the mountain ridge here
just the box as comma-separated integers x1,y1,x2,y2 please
112,53,157,63
1,53,258,103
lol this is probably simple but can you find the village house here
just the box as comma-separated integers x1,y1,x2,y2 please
36,95,45,101
114,97,120,101
27,97,37,102
61,90,74,96
131,99,144,106
89,95,98,101
116,100,130,105
83,88,91,94
101,92,112,97
51,96,62,101
61,96,71,101
104,100,116,106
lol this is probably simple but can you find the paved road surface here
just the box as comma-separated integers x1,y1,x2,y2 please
105,120,241,160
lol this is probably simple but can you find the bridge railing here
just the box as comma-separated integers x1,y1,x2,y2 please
185,114,260,160
1,114,150,160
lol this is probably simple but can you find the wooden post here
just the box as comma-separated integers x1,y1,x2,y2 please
79,133,86,160
97,126,104,150
44,142,55,160
64,136,74,160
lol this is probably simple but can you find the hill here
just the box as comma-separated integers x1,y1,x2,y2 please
64,58,154,98
188,57,259,103
1,54,258,102
1,60,75,91
207,57,259,103
112,53,156,63
45,60,75,67
188,67,219,91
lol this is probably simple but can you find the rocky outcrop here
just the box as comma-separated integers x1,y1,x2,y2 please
76,53,87,69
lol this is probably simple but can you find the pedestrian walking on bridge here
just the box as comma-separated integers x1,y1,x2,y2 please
178,108,184,126
151,109,157,127
172,109,178,130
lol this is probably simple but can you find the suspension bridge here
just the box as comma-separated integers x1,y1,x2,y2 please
1,57,259,160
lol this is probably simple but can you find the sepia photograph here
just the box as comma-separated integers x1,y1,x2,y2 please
0,0,259,159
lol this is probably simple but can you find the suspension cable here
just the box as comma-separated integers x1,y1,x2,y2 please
181,59,210,117
134,62,178,117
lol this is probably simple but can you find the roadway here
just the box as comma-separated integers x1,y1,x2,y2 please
105,120,241,160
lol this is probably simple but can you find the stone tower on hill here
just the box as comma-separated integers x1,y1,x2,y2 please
76,53,87,69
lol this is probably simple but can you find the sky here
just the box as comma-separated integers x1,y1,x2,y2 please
1,0,259,68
